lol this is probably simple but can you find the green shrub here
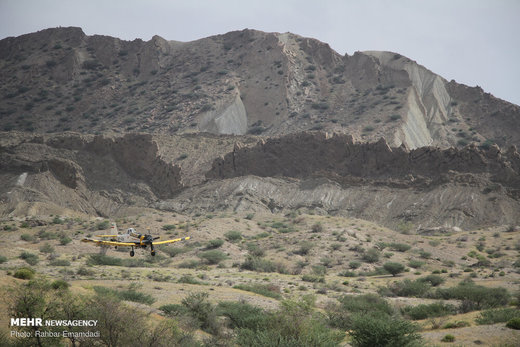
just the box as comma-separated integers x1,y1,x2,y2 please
330,243,342,251
0,255,7,264
96,220,110,230
234,283,282,299
311,102,329,110
434,281,510,312
476,308,520,325
240,256,287,274
52,216,64,224
82,60,101,70
388,243,411,252
178,274,201,284
181,292,219,334
442,321,470,329
20,233,35,242
401,303,457,320
159,304,188,317
217,301,268,330
245,243,265,257
295,241,313,255
76,267,94,276
311,222,323,233
198,250,227,265
418,274,445,287
4,224,17,231
301,274,325,283
93,285,155,305
328,294,394,330
362,248,381,263
340,294,393,316
349,313,421,347
384,279,431,297
441,334,455,342
87,254,123,266
408,259,425,269
51,280,70,290
206,239,224,249
225,230,242,242
38,230,57,240
177,259,200,268
162,224,176,231
59,236,72,245
349,260,362,269
383,262,405,276
270,221,290,230
39,243,55,254
234,298,344,347
19,251,39,265
339,270,357,277
419,250,431,259
13,267,35,280
506,317,520,330
396,221,414,234
49,259,71,266
163,247,188,257
254,232,270,239
120,287,156,305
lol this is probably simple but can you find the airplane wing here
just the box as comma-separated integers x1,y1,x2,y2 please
81,238,136,247
153,236,190,245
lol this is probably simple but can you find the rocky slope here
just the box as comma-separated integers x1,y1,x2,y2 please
0,132,182,216
1,27,519,149
2,131,519,229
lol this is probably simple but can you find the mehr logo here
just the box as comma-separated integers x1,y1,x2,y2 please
10,318,42,326
11,318,98,327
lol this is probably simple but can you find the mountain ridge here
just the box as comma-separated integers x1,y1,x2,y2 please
1,26,518,149
1,27,519,228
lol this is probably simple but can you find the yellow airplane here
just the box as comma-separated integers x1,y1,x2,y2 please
81,223,189,257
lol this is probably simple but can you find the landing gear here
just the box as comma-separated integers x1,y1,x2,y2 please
150,244,155,256
130,246,135,257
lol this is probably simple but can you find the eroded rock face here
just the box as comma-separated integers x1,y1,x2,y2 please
83,133,183,198
0,132,183,215
199,94,248,135
1,131,519,228
207,132,520,194
156,175,520,230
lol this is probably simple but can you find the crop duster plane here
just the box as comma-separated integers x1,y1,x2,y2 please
81,223,189,257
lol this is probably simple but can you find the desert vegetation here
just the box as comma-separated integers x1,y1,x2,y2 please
1,212,519,346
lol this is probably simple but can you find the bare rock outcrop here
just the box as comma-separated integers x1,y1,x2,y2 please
207,131,520,195
0,132,183,216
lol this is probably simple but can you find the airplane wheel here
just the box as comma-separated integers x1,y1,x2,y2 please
130,250,135,257
151,250,156,257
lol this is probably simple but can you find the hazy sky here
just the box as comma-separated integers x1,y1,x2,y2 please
1,0,518,106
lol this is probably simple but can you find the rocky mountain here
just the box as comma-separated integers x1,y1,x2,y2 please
1,27,519,230
1,27,519,149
